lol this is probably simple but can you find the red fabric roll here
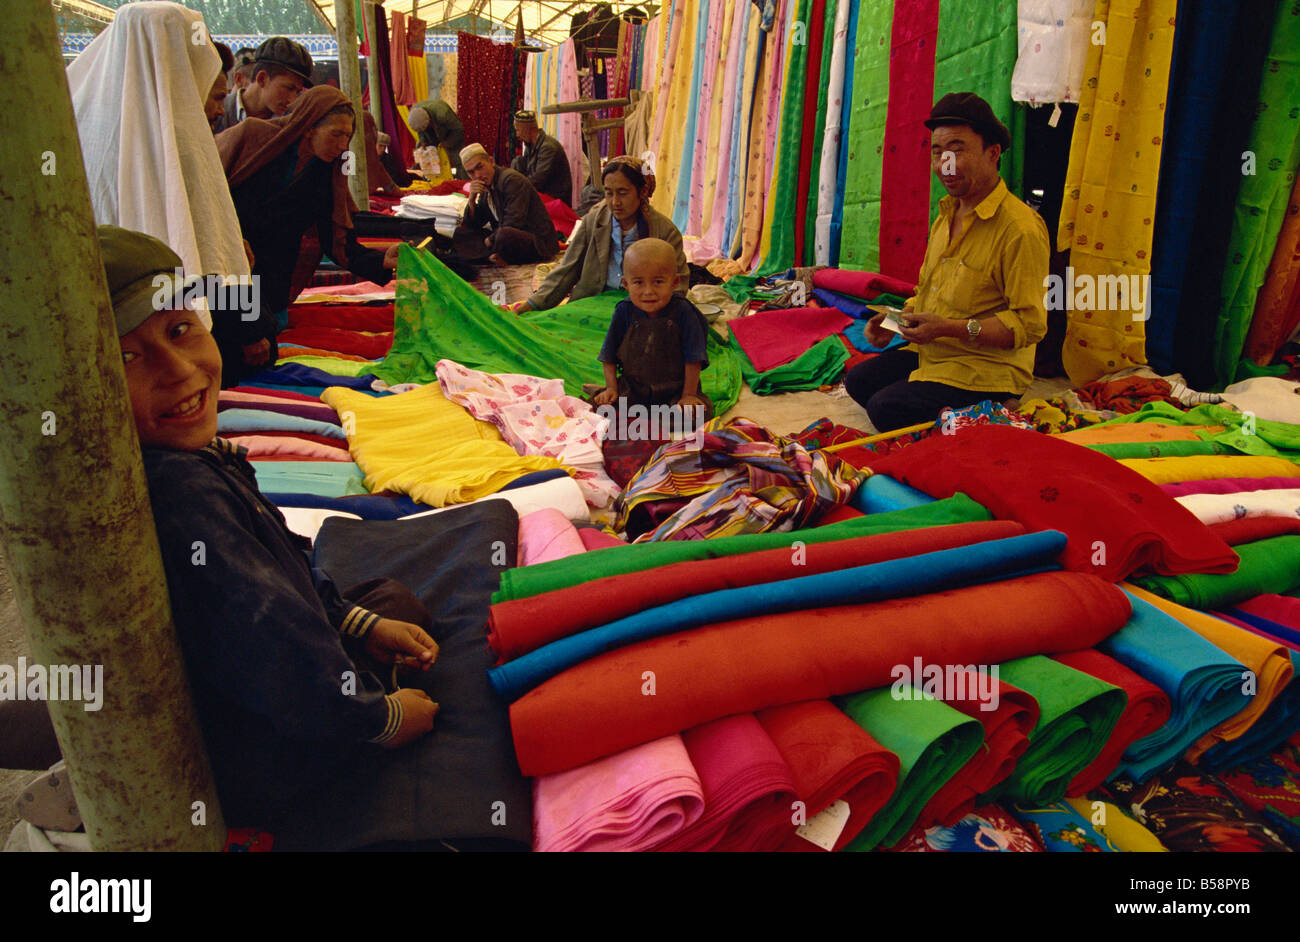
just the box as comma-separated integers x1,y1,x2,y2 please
729,306,853,372
276,326,394,359
815,503,866,525
1209,516,1300,546
488,520,1026,663
1235,595,1300,631
869,425,1239,582
1053,649,1172,797
287,303,395,331
227,386,322,402
577,527,626,552
812,269,917,301
543,195,579,239
510,571,1133,776
912,676,1041,829
757,701,900,853
649,714,797,852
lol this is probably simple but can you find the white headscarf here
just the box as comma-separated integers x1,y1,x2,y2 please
67,2,249,283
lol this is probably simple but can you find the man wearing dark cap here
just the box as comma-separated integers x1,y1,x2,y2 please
845,91,1049,432
214,37,313,133
510,110,573,206
407,98,467,179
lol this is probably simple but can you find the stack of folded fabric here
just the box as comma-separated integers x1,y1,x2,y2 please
395,192,468,235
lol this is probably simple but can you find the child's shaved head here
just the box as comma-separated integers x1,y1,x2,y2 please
623,238,678,279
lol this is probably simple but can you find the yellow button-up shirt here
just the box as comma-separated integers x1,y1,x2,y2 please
903,178,1050,395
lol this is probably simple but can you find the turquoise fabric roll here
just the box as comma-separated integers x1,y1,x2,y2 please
217,408,346,439
487,530,1067,701
851,473,936,514
250,461,369,498
1099,592,1249,781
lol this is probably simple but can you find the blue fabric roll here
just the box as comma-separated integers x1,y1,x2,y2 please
250,460,369,498
264,492,429,519
217,408,347,439
245,363,381,390
850,473,935,515
1200,650,1300,772
1101,592,1250,782
813,287,873,318
1222,608,1300,649
487,529,1068,701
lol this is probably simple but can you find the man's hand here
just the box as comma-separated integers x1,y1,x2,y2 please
863,312,894,349
468,180,487,197
241,338,271,366
594,386,618,406
381,689,438,749
364,617,439,672
383,243,402,270
896,310,956,345
507,299,532,313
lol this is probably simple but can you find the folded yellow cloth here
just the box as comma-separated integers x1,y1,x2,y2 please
322,384,563,506
1056,424,1224,444
1118,455,1300,485
1064,798,1166,852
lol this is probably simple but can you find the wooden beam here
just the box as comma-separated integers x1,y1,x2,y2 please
542,96,631,114
303,0,334,32
537,0,580,34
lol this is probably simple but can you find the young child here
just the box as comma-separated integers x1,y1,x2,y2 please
101,225,439,826
593,237,714,419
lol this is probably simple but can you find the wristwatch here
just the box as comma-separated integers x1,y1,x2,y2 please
966,318,982,342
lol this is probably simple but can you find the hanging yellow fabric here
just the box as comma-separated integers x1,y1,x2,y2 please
729,8,764,259
650,0,702,220
409,56,428,101
738,1,783,268
1057,0,1176,385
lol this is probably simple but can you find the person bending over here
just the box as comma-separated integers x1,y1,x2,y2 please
593,238,713,419
844,92,1049,432
407,99,467,179
101,225,437,826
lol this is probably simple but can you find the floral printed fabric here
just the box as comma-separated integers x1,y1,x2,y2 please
1214,732,1300,851
435,359,620,508
1008,800,1121,852
892,805,1045,852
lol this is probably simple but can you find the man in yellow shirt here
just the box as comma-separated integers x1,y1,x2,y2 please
846,92,1050,432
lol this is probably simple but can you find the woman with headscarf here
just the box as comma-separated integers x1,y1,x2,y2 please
513,156,686,312
216,86,401,378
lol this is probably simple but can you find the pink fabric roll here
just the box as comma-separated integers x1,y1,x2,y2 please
728,306,853,372
225,435,352,461
649,714,797,852
1159,477,1300,498
531,735,705,852
518,508,587,567
812,269,917,300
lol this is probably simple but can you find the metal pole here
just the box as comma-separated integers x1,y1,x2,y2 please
336,0,372,209
0,0,224,851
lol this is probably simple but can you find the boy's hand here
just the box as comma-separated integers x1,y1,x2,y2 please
365,617,438,672
383,243,402,269
382,689,438,749
506,299,531,313
594,386,618,406
675,393,706,409
241,338,271,366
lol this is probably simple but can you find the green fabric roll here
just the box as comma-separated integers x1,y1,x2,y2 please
1218,3,1300,386
984,656,1126,806
756,0,813,276
376,246,744,413
839,688,984,851
492,492,994,603
1132,535,1300,610
276,355,376,377
1084,441,1233,460
837,1,893,272
931,0,1024,217
736,333,849,394
1087,401,1300,462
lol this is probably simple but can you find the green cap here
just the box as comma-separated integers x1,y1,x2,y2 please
96,225,187,337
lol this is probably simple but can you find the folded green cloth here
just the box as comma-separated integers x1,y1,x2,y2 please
277,354,376,377
983,656,1126,805
493,492,993,603
1132,535,1300,609
1084,440,1232,460
377,246,744,413
839,688,983,851
1088,401,1300,462
736,333,849,395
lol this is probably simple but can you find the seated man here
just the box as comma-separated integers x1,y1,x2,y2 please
452,143,561,266
407,98,467,179
510,110,573,206
214,36,313,133
845,92,1049,432
100,225,439,826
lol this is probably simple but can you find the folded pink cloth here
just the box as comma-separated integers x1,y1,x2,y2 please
532,735,706,852
518,508,587,567
225,435,353,461
297,280,395,298
729,306,852,372
650,714,797,852
1159,477,1300,498
812,268,917,300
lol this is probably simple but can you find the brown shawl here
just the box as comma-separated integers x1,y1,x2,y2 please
215,85,357,265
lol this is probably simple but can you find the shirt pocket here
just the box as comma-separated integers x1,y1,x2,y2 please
939,258,996,315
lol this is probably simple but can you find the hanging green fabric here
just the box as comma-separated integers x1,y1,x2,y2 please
1216,3,1300,386
735,333,849,394
930,0,1024,220
983,656,1126,806
839,688,984,851
755,0,813,276
837,1,894,272
376,246,743,413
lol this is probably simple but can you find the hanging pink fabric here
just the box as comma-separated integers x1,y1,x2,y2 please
697,0,752,261
729,306,853,372
558,39,585,206
685,0,730,243
877,0,940,283
389,10,416,106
